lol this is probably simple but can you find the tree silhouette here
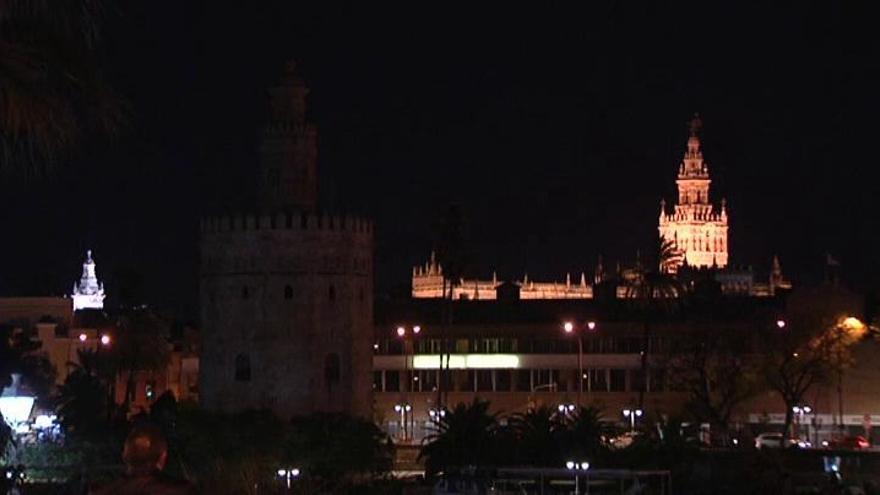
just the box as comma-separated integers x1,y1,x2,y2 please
419,399,498,477
625,236,684,410
506,405,565,466
54,349,110,437
0,0,124,176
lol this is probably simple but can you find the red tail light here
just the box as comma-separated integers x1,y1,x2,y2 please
858,439,869,448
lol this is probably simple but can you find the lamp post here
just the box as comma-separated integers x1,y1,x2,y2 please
563,320,597,407
565,461,591,495
622,408,643,433
394,403,412,440
557,403,576,417
793,405,812,443
276,467,301,490
395,325,422,441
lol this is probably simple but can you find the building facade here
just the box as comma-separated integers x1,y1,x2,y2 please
199,62,374,419
658,115,728,272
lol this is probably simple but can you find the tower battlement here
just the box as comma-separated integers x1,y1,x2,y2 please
200,211,372,236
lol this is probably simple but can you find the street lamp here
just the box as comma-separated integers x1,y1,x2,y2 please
558,403,576,416
793,405,812,443
276,467,301,489
565,460,591,495
395,324,423,440
394,403,413,440
622,408,643,433
100,334,111,346
562,320,597,407
776,319,787,329
428,408,446,420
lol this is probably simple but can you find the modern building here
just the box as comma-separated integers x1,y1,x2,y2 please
199,62,374,419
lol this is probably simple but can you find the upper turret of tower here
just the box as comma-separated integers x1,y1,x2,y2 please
259,60,318,211
679,113,709,182
72,249,105,311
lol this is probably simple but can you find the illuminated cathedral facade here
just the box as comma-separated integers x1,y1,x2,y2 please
658,115,728,272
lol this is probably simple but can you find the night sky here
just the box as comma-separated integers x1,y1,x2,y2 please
0,3,875,319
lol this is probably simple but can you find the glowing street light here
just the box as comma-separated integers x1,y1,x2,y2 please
776,319,787,329
78,333,87,342
562,320,599,407
565,460,591,494
100,334,111,346
793,405,813,444
557,403,576,415
622,408,643,433
276,467,301,489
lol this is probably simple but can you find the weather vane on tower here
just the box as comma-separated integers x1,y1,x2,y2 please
688,112,703,137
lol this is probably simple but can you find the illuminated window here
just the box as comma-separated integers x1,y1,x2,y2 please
235,354,251,382
284,285,293,299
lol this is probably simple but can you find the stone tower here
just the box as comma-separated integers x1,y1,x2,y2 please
199,63,374,419
658,114,729,272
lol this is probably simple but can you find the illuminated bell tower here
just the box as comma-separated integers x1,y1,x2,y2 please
258,61,318,210
659,114,729,272
72,250,105,311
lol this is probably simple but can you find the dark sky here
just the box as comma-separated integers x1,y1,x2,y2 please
0,3,876,319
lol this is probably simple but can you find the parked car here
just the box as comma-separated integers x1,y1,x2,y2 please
828,435,870,450
754,432,800,449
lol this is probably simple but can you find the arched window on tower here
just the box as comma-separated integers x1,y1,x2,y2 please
235,354,251,382
284,285,293,299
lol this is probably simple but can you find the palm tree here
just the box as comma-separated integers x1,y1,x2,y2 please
55,349,110,436
0,0,124,176
433,205,468,409
560,406,610,461
506,405,566,466
625,236,684,410
418,399,499,477
111,308,171,415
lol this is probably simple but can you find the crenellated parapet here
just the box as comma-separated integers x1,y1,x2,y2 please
200,210,373,236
